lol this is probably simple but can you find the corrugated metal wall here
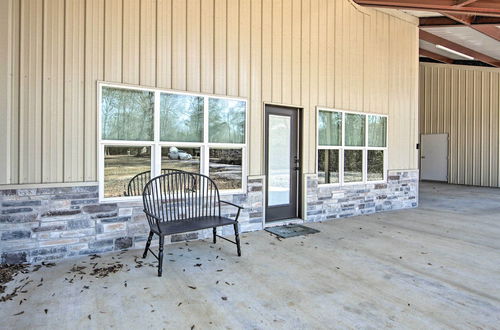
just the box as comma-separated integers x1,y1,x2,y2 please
0,0,419,185
420,63,500,187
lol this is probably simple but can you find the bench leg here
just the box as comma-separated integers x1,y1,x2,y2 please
212,227,217,244
233,223,241,257
143,231,154,258
158,236,164,277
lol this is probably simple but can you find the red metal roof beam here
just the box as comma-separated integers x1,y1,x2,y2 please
454,0,479,7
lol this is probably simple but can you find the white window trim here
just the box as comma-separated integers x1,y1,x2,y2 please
316,107,388,187
98,81,249,202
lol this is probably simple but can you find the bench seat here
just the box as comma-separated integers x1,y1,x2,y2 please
152,216,237,236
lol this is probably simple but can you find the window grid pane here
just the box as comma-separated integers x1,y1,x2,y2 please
104,146,151,198
345,113,366,147
208,98,246,144
318,149,339,184
367,150,384,181
160,93,204,142
101,87,154,141
344,149,363,183
209,148,243,190
161,146,201,173
318,111,342,146
368,115,387,147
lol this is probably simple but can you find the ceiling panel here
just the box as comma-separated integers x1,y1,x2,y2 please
423,26,500,60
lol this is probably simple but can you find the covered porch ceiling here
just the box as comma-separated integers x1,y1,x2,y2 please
353,0,500,67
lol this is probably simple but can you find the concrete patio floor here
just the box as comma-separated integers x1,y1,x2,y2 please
1,182,500,329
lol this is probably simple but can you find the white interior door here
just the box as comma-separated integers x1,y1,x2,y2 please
420,134,448,182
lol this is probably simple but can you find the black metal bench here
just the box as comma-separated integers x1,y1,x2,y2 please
124,169,180,196
142,171,243,276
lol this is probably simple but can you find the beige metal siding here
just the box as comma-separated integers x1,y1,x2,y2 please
1,0,419,185
420,63,500,187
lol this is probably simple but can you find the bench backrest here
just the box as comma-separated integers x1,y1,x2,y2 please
125,168,179,196
142,172,221,225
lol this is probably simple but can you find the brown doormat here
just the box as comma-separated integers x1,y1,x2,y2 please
265,224,320,239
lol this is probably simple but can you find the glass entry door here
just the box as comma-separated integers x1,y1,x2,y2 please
265,105,300,222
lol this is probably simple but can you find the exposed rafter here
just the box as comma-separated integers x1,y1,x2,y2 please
419,30,500,67
420,16,500,26
352,1,500,17
419,48,454,64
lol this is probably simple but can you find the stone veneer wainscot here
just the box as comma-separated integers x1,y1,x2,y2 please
0,171,418,264
305,170,419,221
0,178,264,264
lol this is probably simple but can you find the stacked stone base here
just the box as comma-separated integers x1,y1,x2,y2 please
1,170,418,264
305,170,419,221
0,178,264,264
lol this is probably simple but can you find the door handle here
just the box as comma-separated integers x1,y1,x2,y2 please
421,156,426,159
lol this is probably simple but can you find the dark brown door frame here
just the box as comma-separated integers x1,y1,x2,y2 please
264,103,302,222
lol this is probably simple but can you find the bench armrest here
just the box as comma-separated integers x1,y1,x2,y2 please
143,209,163,233
220,200,244,209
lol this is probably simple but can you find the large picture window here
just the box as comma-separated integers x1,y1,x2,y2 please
317,108,387,185
99,84,247,200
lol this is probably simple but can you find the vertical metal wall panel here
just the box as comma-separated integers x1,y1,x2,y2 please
172,0,186,91
200,0,214,94
2,0,420,185
317,0,327,108
156,0,172,89
420,62,500,188
334,0,344,108
9,0,20,184
249,0,262,175
309,0,319,172
140,0,157,87
122,0,140,85
64,0,85,182
291,0,302,107
261,0,272,104
84,0,105,182
104,0,122,83
213,0,226,96
0,0,12,184
226,0,239,97
281,0,293,105
491,73,499,186
239,0,251,99
42,0,65,183
19,0,43,183
271,0,283,104
300,0,310,174
186,0,200,92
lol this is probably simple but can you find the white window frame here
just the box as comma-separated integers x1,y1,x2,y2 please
98,82,248,202
316,107,388,187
